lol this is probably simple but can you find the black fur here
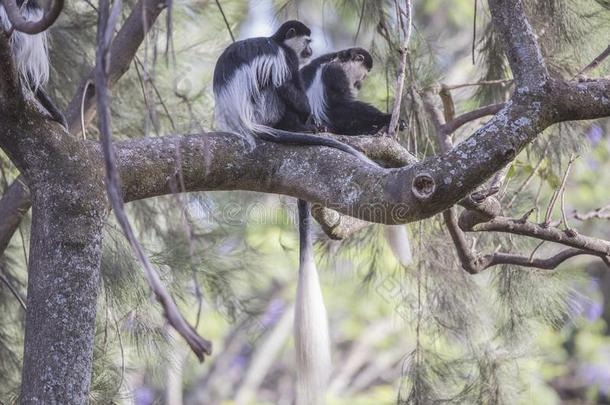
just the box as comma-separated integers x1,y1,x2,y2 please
35,88,67,128
212,37,282,92
274,43,312,132
213,21,312,132
302,48,400,135
301,51,338,89
270,20,311,42
17,0,39,10
323,63,392,135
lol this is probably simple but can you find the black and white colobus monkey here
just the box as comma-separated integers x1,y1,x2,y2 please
213,22,378,405
302,48,412,267
0,0,67,127
301,47,406,135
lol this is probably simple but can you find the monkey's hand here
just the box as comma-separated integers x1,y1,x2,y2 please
303,115,316,132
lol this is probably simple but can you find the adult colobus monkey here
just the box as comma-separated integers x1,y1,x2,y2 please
301,48,412,266
0,0,67,127
213,22,378,405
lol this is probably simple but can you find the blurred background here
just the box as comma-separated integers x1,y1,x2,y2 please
1,0,610,404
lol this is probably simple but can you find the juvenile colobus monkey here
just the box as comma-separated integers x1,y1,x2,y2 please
0,0,67,127
302,48,412,266
213,22,378,405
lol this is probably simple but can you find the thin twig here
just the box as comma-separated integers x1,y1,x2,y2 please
573,44,610,80
543,155,577,227
134,56,177,131
506,142,549,209
214,0,235,43
353,0,366,42
482,248,599,271
560,174,576,236
528,240,545,262
132,59,161,136
434,79,513,91
0,271,26,310
388,0,412,137
472,0,477,65
572,204,610,221
80,80,93,140
441,102,504,135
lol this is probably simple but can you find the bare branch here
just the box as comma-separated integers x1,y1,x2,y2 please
573,205,610,221
311,205,370,240
463,216,610,257
388,0,412,137
427,79,513,91
553,79,610,122
443,208,479,274
214,0,235,43
441,103,505,135
574,44,610,79
506,142,548,209
479,248,599,270
543,155,577,227
487,0,549,88
2,0,63,34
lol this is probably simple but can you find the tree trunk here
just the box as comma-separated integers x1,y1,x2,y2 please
17,148,107,403
21,184,106,403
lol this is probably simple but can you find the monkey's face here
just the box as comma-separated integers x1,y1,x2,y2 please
335,48,373,95
284,29,313,65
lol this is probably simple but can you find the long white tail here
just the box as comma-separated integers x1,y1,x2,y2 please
384,225,412,267
295,200,331,405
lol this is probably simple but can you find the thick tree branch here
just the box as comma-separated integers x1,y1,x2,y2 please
311,205,370,240
311,134,417,240
487,0,549,88
102,73,610,226
553,79,610,122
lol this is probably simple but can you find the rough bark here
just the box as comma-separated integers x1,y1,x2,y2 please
0,92,107,402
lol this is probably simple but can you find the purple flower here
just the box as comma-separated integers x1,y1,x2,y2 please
586,125,603,147
133,386,155,405
579,362,610,395
586,302,603,321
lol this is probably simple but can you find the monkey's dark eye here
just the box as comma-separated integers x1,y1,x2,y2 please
285,28,297,40
354,54,365,62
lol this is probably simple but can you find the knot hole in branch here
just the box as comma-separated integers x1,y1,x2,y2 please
412,172,435,200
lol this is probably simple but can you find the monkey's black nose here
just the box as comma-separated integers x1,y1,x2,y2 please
354,81,362,90
302,46,313,59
